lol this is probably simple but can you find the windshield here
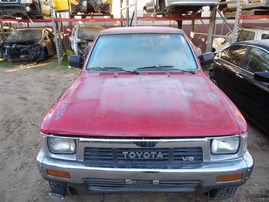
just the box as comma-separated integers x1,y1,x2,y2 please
86,33,198,71
6,30,42,42
78,26,104,40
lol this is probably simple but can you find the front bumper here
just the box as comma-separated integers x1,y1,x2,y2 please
2,45,44,61
37,150,254,194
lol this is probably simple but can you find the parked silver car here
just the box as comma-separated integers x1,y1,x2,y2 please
226,0,269,10
144,0,220,14
69,25,104,58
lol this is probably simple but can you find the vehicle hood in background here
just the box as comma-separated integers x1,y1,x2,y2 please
41,71,247,137
3,39,39,46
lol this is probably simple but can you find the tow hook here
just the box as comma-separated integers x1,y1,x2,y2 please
49,187,67,200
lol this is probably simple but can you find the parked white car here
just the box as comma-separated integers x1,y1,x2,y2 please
226,0,269,10
144,0,220,14
69,25,104,57
212,27,269,52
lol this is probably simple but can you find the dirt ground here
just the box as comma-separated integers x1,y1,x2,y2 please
0,59,269,202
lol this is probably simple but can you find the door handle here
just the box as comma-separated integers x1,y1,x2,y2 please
236,73,243,79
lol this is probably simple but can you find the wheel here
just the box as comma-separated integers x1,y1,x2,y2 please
49,181,77,195
209,69,215,79
207,187,238,200
159,0,166,11
43,48,49,60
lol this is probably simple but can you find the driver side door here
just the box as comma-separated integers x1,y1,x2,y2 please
235,46,269,131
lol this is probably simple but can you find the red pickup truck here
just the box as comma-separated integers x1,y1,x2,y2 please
37,26,254,200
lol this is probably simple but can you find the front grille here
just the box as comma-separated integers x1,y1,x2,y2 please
0,0,18,3
84,178,202,193
84,147,203,169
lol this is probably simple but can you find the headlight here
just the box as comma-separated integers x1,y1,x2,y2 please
48,137,76,154
211,136,240,154
21,0,33,4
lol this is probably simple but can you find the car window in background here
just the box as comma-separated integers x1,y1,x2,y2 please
245,48,269,73
220,47,230,61
78,27,104,40
87,33,198,70
261,34,269,39
6,30,42,42
238,30,255,42
220,45,248,66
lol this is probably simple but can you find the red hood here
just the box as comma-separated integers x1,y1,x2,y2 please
41,71,247,137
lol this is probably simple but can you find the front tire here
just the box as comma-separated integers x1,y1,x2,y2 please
43,48,49,60
159,0,166,11
207,187,238,200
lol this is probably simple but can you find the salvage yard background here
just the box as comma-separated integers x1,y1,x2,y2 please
0,58,268,202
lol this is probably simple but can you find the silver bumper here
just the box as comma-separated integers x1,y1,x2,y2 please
37,150,254,194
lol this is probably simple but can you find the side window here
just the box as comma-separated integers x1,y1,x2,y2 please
220,47,230,61
44,30,49,38
261,33,269,39
220,45,248,66
245,48,269,73
237,30,255,41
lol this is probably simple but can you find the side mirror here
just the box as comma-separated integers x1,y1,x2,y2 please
68,55,83,69
198,52,214,66
254,72,269,83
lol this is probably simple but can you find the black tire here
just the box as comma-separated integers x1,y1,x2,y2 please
209,69,215,78
159,0,166,11
207,187,238,200
43,48,49,60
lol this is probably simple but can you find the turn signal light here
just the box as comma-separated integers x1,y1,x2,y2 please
46,169,70,179
217,173,243,182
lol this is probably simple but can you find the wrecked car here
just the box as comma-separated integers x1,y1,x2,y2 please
0,0,50,19
52,0,111,18
69,25,104,58
1,28,55,62
71,0,111,16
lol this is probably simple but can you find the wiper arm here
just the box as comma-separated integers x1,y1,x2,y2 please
173,68,196,74
137,65,174,70
136,65,195,74
89,66,120,70
88,66,139,74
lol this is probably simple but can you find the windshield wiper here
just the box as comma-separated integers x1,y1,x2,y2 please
137,65,174,70
173,68,196,74
88,66,139,74
136,65,195,74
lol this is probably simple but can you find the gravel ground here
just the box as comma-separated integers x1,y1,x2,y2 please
0,60,268,202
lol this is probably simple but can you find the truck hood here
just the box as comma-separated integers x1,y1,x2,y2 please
41,71,247,137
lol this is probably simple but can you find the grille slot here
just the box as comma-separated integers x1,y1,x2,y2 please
84,178,202,192
0,0,18,3
84,147,203,169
